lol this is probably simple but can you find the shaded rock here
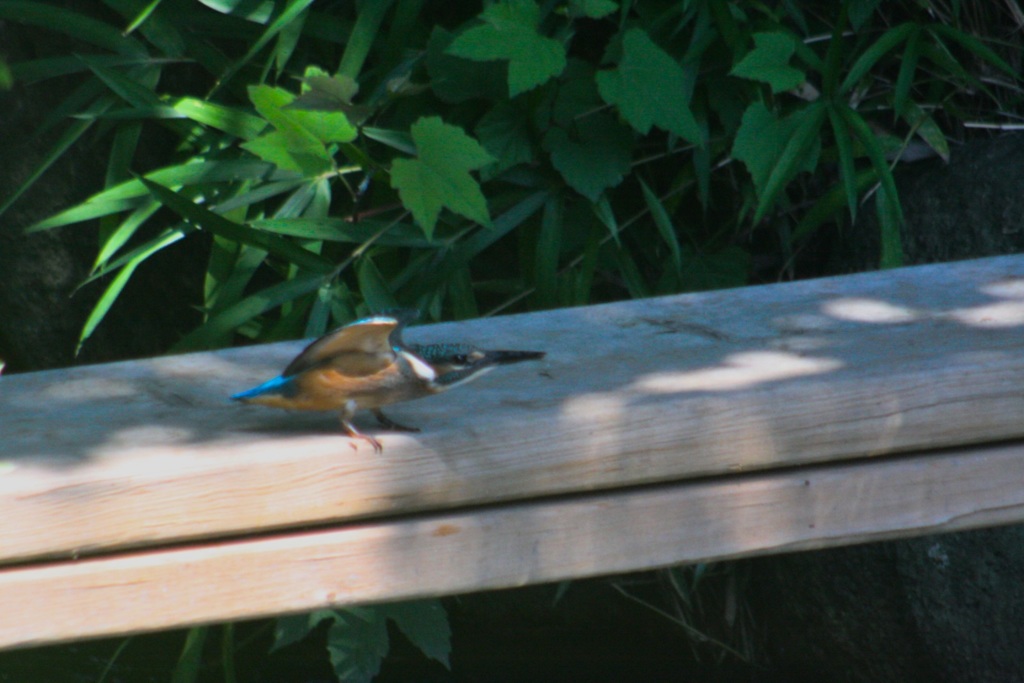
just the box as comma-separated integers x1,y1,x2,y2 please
756,134,1024,682
0,17,202,372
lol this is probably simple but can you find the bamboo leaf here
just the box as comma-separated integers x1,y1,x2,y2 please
837,106,903,267
929,23,1019,79
640,180,683,277
138,176,332,273
338,0,394,78
173,273,325,351
533,195,562,307
0,2,147,55
357,257,398,311
838,22,915,95
827,104,859,221
893,26,922,115
210,0,318,94
172,97,267,139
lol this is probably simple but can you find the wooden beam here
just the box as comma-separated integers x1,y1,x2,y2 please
3,256,1024,564
2,440,1023,650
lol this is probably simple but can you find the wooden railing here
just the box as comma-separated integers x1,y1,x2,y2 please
3,254,1024,650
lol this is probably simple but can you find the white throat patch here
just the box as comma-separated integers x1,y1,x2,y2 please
399,350,437,382
440,364,495,391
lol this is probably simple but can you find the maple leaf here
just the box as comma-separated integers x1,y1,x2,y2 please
391,117,495,237
596,28,701,143
447,0,566,97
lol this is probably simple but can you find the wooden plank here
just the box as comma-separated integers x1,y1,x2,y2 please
3,255,1024,563
2,440,1023,651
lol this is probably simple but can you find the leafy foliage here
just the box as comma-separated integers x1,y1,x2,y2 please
4,0,1022,354
390,116,495,234
3,1,1023,679
272,601,451,683
447,0,567,97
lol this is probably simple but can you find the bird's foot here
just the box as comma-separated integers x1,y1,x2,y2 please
340,417,383,454
373,409,420,433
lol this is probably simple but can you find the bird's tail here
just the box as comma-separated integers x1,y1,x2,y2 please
231,375,293,402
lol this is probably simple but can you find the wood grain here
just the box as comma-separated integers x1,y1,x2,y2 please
2,255,1024,564
1,440,1022,650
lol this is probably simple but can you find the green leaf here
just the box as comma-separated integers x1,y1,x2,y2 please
848,0,882,30
253,217,433,247
83,227,189,287
362,127,415,155
567,0,618,19
210,0,318,94
327,609,390,683
3,116,99,221
875,181,903,269
731,101,824,223
791,167,876,243
287,72,373,123
827,104,859,222
476,102,535,179
591,195,621,246
543,114,633,201
425,27,507,104
78,249,145,354
730,32,805,94
172,97,267,139
338,0,394,78
82,59,162,110
533,195,562,307
253,83,357,143
0,2,147,56
609,247,650,299
838,22,915,95
640,180,683,277
95,198,162,267
206,243,267,319
356,256,399,311
138,176,332,273
447,0,566,97
596,28,701,143
123,0,164,36
893,26,921,115
173,273,324,351
172,627,207,683
390,116,494,236
271,611,336,652
240,131,320,174
27,160,290,231
425,190,548,291
243,84,353,174
901,100,949,162
678,245,750,291
836,105,903,267
383,600,452,669
929,23,1019,79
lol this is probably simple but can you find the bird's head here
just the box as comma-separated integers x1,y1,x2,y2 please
410,343,545,391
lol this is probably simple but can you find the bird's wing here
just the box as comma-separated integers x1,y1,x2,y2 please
282,313,414,378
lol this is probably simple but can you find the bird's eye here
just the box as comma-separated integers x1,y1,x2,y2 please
452,354,469,365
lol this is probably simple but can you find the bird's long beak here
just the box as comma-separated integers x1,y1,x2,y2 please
484,350,546,365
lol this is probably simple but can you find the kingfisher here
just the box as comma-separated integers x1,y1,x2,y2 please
231,311,545,452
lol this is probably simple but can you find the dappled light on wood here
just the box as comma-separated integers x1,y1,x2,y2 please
3,256,1024,648
949,298,1024,327
632,351,842,393
822,298,919,324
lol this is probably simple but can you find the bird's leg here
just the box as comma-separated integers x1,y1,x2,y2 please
339,414,382,454
373,408,420,433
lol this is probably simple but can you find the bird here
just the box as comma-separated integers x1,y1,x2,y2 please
231,311,545,452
